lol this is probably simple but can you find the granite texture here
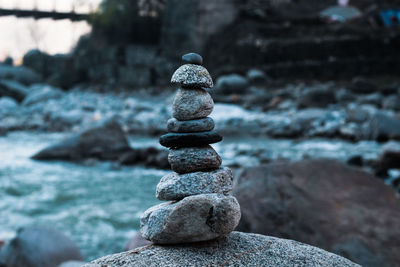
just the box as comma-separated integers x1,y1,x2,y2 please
172,88,214,120
171,64,213,88
167,117,214,133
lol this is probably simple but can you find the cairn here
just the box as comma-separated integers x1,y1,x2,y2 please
140,53,241,244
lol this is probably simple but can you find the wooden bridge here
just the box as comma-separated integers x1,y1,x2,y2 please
0,0,95,21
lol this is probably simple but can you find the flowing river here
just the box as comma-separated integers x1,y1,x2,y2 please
0,131,385,261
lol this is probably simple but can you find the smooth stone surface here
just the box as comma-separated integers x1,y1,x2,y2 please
159,131,222,148
172,88,214,121
167,117,214,133
0,226,83,267
182,53,203,65
83,232,359,267
168,145,222,173
156,167,233,200
140,194,241,244
171,64,213,88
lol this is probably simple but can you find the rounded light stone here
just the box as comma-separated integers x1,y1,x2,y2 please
156,167,233,201
167,117,214,133
171,64,213,88
168,145,222,174
140,193,241,244
172,88,214,121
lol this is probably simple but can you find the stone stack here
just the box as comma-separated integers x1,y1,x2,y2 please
140,53,241,244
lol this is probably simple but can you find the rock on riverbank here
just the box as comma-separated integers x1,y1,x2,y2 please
83,232,358,267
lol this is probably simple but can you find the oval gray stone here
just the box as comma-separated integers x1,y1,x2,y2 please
171,64,213,88
140,194,241,244
172,88,214,121
156,167,233,201
168,145,222,174
167,117,214,133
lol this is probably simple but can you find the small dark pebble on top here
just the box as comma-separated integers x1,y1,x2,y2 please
182,53,203,65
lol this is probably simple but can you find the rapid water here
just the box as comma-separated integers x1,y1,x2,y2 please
0,132,385,261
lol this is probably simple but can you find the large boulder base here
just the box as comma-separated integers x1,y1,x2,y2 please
32,119,132,161
234,159,400,267
83,232,358,267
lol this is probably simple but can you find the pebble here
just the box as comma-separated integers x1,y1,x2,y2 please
171,64,213,88
140,193,241,244
159,131,222,148
182,53,203,65
156,167,233,201
167,117,214,133
172,88,214,120
168,145,222,174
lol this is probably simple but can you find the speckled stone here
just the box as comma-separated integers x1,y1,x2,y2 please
172,88,213,121
83,232,359,267
156,167,233,201
139,194,241,244
159,131,222,148
171,64,213,88
182,53,203,65
168,145,222,174
167,117,214,133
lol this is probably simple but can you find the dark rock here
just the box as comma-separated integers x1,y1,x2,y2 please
382,95,400,111
140,194,241,244
380,85,399,96
171,64,213,88
168,145,222,174
215,74,249,94
0,226,83,267
159,131,222,148
167,117,214,133
182,53,203,65
358,93,382,107
0,65,42,85
246,69,269,85
84,232,358,267
156,167,233,200
298,88,337,109
118,147,169,169
125,232,152,251
172,88,214,120
234,159,400,267
347,155,363,166
370,112,400,141
0,80,28,102
2,57,13,66
32,119,132,161
336,89,356,103
348,77,377,94
377,142,400,170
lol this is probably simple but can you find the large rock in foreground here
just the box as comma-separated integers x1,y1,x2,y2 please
234,159,400,267
83,232,358,267
32,119,132,161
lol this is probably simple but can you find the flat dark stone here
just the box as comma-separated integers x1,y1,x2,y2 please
167,117,215,133
182,53,203,65
159,131,222,148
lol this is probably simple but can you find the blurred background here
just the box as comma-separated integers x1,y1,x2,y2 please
0,0,400,266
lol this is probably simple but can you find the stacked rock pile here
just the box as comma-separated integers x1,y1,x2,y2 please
140,53,241,244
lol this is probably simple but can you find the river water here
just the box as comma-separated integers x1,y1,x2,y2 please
0,131,385,261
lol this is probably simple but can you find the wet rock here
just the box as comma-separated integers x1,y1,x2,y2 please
172,88,214,120
0,226,83,267
84,232,358,267
370,112,400,141
171,64,213,88
336,89,356,103
246,69,269,85
348,77,377,94
182,53,203,65
125,232,152,251
382,95,400,111
167,117,214,133
156,167,233,200
298,88,337,108
234,159,400,267
159,131,222,148
377,141,400,170
0,65,42,85
358,93,382,107
140,194,241,244
0,97,18,112
215,74,249,94
32,119,132,161
0,80,28,102
118,147,169,169
168,145,222,174
22,85,64,106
